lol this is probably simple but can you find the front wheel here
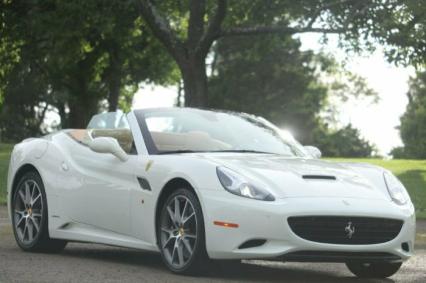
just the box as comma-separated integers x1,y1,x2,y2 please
157,188,209,275
12,171,67,253
346,262,402,278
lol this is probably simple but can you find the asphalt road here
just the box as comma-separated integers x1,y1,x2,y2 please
1,206,425,283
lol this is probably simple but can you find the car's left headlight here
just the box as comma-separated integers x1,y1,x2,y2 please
383,171,409,205
216,167,275,201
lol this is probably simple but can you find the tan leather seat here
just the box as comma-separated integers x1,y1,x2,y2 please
68,129,92,145
68,129,134,154
91,129,134,153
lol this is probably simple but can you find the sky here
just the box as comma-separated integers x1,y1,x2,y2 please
132,34,415,156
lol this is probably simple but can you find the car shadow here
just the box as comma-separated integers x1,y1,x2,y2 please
61,244,395,283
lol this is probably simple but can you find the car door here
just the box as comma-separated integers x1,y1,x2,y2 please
64,142,139,236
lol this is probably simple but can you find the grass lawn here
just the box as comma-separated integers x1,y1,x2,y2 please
0,143,425,218
0,143,13,206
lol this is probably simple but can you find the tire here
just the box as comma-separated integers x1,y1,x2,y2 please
11,171,67,253
346,262,402,278
157,188,209,275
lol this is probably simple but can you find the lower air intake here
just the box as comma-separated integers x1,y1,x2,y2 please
288,216,403,245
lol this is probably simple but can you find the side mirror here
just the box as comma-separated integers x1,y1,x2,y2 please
304,146,322,159
88,137,128,162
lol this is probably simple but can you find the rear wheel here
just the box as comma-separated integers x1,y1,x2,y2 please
157,188,209,275
346,262,402,278
12,171,67,253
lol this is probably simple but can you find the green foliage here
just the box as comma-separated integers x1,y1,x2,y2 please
208,34,329,143
363,0,426,66
0,143,13,205
390,146,407,159
0,0,177,138
392,71,426,159
208,33,376,156
137,0,426,108
314,124,375,157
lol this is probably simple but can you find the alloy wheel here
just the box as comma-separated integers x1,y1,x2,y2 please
160,195,198,269
13,179,43,245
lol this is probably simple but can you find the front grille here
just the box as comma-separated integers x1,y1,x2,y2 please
287,216,403,245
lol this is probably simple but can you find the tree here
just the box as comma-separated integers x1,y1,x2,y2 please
313,123,375,157
0,58,54,142
208,33,377,145
0,0,176,131
393,71,426,159
136,0,422,107
208,34,329,143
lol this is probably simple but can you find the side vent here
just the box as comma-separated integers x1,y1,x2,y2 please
137,177,152,191
302,175,336,180
238,239,267,249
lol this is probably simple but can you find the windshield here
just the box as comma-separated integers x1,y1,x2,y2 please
135,108,308,157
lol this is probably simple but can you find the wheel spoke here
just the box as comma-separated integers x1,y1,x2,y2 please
31,217,40,232
31,194,41,206
171,245,177,264
33,213,42,219
184,233,196,239
23,221,28,241
182,212,195,224
166,206,177,227
15,211,26,226
177,243,184,266
31,182,36,199
181,200,188,222
25,182,31,204
182,238,193,255
27,220,34,241
162,235,172,248
15,210,25,216
174,198,181,224
15,210,25,227
18,190,26,205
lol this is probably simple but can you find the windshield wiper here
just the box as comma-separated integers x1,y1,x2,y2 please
209,149,277,154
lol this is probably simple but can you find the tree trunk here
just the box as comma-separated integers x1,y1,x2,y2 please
68,94,98,128
176,79,183,107
67,76,98,128
107,76,121,112
179,57,208,107
57,103,68,129
106,45,121,112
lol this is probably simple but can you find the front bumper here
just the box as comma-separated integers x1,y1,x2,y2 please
201,190,416,261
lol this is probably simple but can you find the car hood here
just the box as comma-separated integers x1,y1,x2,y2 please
198,153,388,200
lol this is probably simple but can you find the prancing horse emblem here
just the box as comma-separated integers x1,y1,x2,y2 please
345,222,355,239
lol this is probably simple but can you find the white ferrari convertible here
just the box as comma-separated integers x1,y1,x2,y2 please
7,108,415,277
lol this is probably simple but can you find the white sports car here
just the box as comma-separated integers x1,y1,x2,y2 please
7,108,415,277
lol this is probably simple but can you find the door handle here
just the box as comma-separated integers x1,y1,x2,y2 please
61,162,69,171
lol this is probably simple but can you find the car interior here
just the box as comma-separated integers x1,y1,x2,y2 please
67,129,135,154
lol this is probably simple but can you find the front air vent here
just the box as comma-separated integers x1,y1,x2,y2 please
401,242,410,252
238,239,267,249
302,175,336,180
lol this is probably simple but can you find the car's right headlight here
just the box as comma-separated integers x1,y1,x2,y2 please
383,171,409,205
216,167,275,201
